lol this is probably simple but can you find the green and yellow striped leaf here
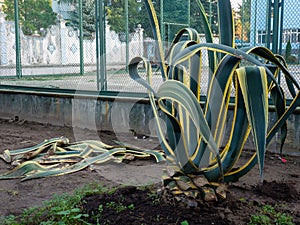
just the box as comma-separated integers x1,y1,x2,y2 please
236,66,269,177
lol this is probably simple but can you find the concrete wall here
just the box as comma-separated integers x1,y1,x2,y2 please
0,89,299,155
0,89,157,141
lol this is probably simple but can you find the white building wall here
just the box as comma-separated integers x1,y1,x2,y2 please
0,14,144,69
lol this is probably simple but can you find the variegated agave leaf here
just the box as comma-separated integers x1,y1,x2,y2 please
130,0,300,191
0,139,165,181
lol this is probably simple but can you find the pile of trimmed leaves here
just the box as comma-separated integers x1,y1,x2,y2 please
0,137,165,181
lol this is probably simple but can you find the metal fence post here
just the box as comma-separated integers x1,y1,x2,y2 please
209,0,212,26
253,0,257,46
125,0,129,71
266,0,271,49
99,0,107,91
278,0,284,55
272,0,280,54
95,0,100,90
95,0,107,91
79,0,84,75
14,0,22,78
160,0,164,42
188,0,190,26
241,0,244,47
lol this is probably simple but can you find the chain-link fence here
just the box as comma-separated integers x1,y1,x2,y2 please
0,0,299,97
0,0,152,92
243,0,300,98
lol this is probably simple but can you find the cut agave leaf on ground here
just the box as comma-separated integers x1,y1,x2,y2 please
21,149,125,181
0,138,166,181
0,161,59,180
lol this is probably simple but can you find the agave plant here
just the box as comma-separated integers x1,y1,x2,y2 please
129,0,300,202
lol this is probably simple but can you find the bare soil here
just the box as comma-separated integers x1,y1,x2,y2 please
0,118,299,224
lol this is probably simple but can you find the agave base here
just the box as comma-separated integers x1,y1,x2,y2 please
161,165,227,206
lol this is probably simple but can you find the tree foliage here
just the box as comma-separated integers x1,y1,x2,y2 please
285,39,292,58
190,0,218,34
66,0,96,39
3,0,57,36
106,0,218,39
106,0,146,34
285,39,297,63
237,0,251,42
163,0,189,25
57,0,219,39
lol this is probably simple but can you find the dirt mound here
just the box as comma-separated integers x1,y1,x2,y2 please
254,180,299,201
81,181,300,225
82,186,231,225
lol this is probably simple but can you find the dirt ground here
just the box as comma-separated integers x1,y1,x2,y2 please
0,118,299,224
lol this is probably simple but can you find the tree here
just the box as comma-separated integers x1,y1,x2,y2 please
106,0,218,39
236,0,251,42
66,0,96,39
3,0,57,36
285,39,297,63
58,0,219,39
106,0,145,34
285,39,292,58
190,0,218,35
161,0,190,41
158,0,218,41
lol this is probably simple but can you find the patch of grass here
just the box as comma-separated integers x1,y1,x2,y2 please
147,191,160,205
249,204,295,225
239,197,246,202
0,182,108,225
127,203,135,210
105,201,134,213
181,220,189,225
0,215,18,225
4,74,81,82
